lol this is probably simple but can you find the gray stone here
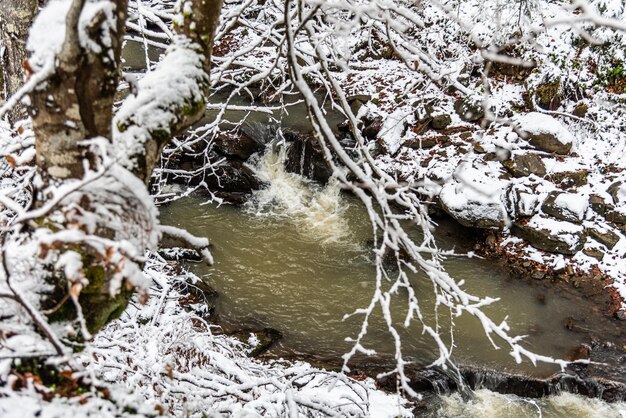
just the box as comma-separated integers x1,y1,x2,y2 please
284,131,333,183
502,153,546,177
504,184,541,220
405,137,438,149
582,247,605,261
206,159,262,194
541,191,587,223
588,227,621,250
515,113,573,155
347,94,372,103
438,185,506,229
349,95,373,115
213,131,265,160
414,102,434,123
589,194,626,224
589,194,612,216
605,209,626,224
513,216,586,254
607,181,625,205
473,142,487,153
362,115,383,140
527,132,572,155
550,170,589,188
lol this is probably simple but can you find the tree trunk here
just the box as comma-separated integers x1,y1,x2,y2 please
0,0,38,123
30,0,128,182
13,0,224,339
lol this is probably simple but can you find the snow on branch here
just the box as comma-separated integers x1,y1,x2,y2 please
158,224,214,264
79,254,412,417
113,37,209,182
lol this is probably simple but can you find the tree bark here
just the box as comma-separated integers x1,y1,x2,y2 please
16,0,224,339
0,0,38,123
30,0,128,182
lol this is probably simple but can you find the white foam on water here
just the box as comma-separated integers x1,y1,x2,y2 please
244,146,352,245
439,389,626,418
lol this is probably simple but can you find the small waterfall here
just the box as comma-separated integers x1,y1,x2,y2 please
438,389,626,418
243,141,352,245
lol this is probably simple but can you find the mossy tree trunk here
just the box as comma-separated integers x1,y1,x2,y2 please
7,0,224,341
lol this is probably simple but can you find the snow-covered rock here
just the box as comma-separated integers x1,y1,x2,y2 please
514,112,574,155
587,225,622,250
454,96,484,122
589,194,626,224
513,215,586,254
541,191,588,223
504,183,542,219
378,108,411,154
439,160,507,228
608,181,626,205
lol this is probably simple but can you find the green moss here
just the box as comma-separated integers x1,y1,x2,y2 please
47,253,134,340
151,128,171,142
13,358,91,397
530,77,561,110
181,98,204,117
596,60,626,94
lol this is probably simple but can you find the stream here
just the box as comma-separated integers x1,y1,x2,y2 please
124,37,626,417
159,147,626,417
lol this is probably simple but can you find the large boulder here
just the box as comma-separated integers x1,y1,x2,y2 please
213,131,265,160
513,215,586,254
514,112,574,155
206,159,262,195
438,161,507,229
541,191,588,223
284,131,333,184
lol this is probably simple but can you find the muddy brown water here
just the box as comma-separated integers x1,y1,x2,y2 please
158,149,623,379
